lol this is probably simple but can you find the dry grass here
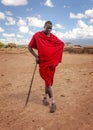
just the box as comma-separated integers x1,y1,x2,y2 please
64,45,93,54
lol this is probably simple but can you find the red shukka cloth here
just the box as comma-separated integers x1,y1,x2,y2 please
28,31,64,87
28,31,64,66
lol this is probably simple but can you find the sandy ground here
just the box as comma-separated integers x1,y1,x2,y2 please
0,48,93,130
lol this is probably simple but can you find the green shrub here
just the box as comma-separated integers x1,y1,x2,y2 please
5,43,16,48
0,42,5,48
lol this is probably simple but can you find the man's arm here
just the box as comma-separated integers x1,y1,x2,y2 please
28,46,40,64
28,46,38,58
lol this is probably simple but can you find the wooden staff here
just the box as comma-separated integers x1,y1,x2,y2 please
25,63,37,106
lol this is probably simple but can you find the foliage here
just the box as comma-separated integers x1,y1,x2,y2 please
5,43,17,48
64,46,93,54
0,42,5,48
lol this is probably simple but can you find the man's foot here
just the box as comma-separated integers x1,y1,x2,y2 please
50,103,56,113
42,97,49,106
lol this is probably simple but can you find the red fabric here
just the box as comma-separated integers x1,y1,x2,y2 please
28,31,64,86
39,65,56,87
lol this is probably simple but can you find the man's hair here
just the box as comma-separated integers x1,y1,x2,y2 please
44,21,52,26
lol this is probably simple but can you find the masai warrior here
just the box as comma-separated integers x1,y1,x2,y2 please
28,21,64,113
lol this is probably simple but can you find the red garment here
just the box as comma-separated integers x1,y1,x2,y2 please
39,65,56,87
28,31,64,87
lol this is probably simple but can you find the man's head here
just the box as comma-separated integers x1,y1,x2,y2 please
44,21,52,35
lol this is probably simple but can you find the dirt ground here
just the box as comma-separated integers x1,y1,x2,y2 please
0,48,93,130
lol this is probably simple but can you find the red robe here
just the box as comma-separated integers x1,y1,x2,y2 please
28,31,64,87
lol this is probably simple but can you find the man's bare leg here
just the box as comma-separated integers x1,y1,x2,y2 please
45,86,56,113
42,87,49,106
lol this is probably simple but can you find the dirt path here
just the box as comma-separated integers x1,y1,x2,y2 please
0,48,93,130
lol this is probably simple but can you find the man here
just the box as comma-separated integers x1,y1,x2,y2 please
28,21,64,113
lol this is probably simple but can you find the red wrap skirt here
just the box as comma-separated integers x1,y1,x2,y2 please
39,65,56,87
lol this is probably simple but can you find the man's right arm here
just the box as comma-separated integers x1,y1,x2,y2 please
28,46,40,64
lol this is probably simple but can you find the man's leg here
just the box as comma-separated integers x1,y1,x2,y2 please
45,86,53,102
42,85,51,106
43,89,49,106
45,86,56,113
39,65,56,112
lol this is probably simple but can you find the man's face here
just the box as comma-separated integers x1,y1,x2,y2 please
44,23,52,35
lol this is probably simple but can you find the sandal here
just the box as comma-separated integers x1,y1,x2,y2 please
50,103,56,113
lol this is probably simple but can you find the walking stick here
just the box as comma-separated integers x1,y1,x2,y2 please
25,63,37,106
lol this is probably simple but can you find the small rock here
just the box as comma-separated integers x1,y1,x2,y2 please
1,74,4,76
88,113,90,115
60,94,65,97
32,119,35,122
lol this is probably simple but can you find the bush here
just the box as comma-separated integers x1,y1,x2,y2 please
0,42,5,48
5,43,16,48
64,46,93,54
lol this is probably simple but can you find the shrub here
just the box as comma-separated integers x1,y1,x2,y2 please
64,46,93,54
0,42,5,48
5,43,16,48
